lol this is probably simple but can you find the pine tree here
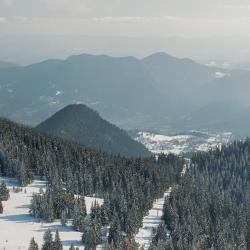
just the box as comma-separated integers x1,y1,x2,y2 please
18,160,27,186
108,219,122,248
82,217,101,250
53,230,63,250
152,223,167,246
60,209,67,226
72,197,86,231
69,244,75,250
68,244,79,250
42,229,53,250
0,200,3,214
28,237,39,250
0,182,9,201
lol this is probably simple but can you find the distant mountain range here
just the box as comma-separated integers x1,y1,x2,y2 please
36,104,151,157
0,61,18,69
0,52,250,136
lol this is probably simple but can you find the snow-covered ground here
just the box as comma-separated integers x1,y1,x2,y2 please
135,131,232,155
0,177,103,250
135,188,171,249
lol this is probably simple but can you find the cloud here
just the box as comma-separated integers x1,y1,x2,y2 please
223,4,250,9
0,16,7,23
91,16,186,23
0,0,13,7
12,16,29,22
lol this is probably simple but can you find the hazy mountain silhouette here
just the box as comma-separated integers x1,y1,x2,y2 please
0,52,249,134
36,104,151,157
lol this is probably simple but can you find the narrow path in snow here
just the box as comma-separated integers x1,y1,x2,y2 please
135,160,189,249
135,188,171,249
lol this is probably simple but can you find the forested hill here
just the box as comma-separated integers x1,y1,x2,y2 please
0,118,184,247
163,139,250,249
36,104,151,157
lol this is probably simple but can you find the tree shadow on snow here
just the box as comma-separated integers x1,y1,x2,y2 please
0,213,34,223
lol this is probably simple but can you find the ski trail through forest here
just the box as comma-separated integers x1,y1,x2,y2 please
135,160,189,249
135,188,171,249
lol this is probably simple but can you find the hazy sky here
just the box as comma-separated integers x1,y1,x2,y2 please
1,0,250,37
1,0,250,64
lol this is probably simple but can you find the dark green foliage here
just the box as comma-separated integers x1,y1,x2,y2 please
0,200,3,214
151,224,168,247
163,139,250,250
108,218,123,249
28,237,39,250
69,244,75,250
0,182,9,201
30,183,75,223
53,230,63,250
42,229,53,250
82,217,101,250
72,197,87,231
68,246,79,250
60,209,67,226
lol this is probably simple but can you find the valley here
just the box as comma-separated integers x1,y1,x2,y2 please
134,130,233,156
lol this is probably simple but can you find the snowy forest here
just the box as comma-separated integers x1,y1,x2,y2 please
0,118,184,249
161,139,250,249
3,111,250,249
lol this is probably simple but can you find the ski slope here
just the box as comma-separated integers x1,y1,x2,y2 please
135,188,171,249
0,177,103,250
135,161,189,249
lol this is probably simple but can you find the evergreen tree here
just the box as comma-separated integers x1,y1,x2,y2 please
53,230,63,250
72,197,86,231
42,229,53,250
60,209,67,226
108,219,123,249
82,217,101,250
28,237,39,250
151,223,167,246
68,244,79,250
17,160,27,186
0,182,9,201
69,244,75,250
0,200,3,214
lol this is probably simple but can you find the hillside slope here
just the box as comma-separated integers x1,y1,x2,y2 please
36,104,151,157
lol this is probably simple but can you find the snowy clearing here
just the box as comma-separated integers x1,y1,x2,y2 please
0,177,103,250
135,188,171,249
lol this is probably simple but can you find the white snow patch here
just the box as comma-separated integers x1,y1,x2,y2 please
0,177,103,250
49,101,59,106
56,90,64,96
135,188,171,249
89,101,100,106
215,71,230,78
